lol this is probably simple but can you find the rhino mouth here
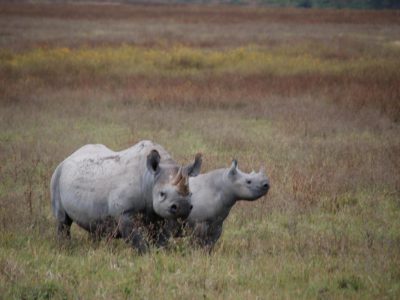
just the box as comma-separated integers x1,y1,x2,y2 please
168,203,193,219
262,182,270,192
254,183,270,197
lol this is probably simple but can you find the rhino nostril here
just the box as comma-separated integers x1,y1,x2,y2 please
263,183,270,190
170,204,178,214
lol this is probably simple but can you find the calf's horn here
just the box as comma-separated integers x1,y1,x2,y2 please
259,166,266,175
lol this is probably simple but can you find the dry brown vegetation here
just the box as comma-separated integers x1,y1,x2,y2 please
1,3,400,24
0,3,399,299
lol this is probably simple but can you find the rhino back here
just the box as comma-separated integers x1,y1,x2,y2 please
58,140,171,227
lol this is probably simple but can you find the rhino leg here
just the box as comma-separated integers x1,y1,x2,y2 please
57,213,73,239
89,217,120,242
51,163,74,240
152,221,173,248
192,222,211,248
118,213,148,254
204,223,223,253
154,231,170,248
192,221,223,253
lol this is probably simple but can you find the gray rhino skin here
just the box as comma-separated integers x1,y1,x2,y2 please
50,140,202,253
168,160,269,251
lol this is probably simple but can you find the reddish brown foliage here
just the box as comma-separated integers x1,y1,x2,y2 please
1,3,400,25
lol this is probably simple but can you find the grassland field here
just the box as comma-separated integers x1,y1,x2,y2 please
0,3,400,299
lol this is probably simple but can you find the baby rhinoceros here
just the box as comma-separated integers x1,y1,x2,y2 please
50,140,202,253
169,159,270,251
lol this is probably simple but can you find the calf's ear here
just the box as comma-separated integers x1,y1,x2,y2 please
228,159,238,177
183,153,202,177
146,149,161,175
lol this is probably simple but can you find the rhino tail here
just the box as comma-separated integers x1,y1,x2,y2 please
50,163,67,223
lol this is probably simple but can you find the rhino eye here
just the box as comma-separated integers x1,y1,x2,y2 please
246,180,252,185
160,191,166,198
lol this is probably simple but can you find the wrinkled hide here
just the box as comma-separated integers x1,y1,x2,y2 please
50,140,202,253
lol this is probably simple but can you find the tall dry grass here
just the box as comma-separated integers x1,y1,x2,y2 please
0,3,399,299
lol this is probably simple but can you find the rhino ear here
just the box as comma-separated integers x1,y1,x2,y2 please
146,149,161,175
228,159,238,177
183,153,202,177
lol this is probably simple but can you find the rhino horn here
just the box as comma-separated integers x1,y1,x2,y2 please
259,166,266,175
176,174,190,196
171,167,183,185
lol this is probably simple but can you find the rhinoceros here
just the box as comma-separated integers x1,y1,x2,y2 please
50,140,202,253
166,159,269,251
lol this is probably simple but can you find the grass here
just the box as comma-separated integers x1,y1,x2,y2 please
4,44,400,77
2,44,399,120
0,3,400,299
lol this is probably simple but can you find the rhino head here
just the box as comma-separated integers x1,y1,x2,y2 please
146,150,202,219
226,159,270,201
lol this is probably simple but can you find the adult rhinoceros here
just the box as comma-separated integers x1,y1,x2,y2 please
166,159,269,251
50,140,202,253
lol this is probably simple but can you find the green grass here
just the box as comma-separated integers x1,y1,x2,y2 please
1,196,399,299
1,97,399,298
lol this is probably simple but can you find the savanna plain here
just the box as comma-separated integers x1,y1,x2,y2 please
0,3,400,299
